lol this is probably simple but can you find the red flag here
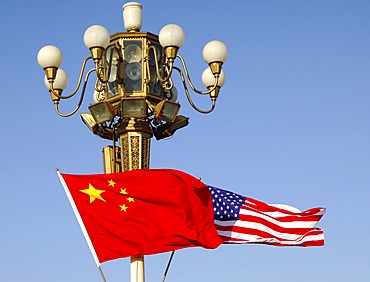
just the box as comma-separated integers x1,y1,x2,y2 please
58,169,222,264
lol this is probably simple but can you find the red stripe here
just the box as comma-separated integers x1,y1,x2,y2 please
217,227,324,245
215,223,323,241
215,221,315,236
243,202,325,222
219,235,325,247
241,211,325,223
237,214,320,235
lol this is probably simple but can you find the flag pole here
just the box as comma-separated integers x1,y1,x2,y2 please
98,266,107,282
161,251,175,282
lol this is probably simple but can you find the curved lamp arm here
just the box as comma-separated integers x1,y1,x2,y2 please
147,46,174,84
176,54,220,95
173,66,216,114
48,56,92,99
54,68,95,117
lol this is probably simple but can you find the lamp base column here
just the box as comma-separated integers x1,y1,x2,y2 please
119,119,152,282
130,255,145,282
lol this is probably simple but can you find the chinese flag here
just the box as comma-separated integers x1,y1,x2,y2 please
58,169,222,264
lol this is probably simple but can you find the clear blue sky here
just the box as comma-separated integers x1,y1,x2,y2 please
1,0,369,281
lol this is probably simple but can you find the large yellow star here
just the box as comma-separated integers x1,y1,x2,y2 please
80,184,106,203
120,204,128,212
108,180,116,187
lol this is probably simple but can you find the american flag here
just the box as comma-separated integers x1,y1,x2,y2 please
209,186,325,246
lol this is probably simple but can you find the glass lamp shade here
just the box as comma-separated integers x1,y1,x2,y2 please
161,101,180,123
83,25,110,50
122,2,143,32
93,90,104,103
159,24,185,48
37,45,63,69
121,98,147,118
126,62,142,81
124,44,142,63
155,100,180,123
202,68,226,88
202,40,228,64
44,69,68,90
89,101,114,124
81,113,98,134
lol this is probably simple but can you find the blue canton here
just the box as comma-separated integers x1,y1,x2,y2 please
208,186,245,221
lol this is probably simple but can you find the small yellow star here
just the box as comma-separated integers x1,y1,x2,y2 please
120,204,128,212
127,197,135,203
80,184,106,203
108,180,116,187
120,188,128,195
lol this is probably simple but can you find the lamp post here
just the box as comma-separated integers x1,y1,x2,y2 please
37,2,227,281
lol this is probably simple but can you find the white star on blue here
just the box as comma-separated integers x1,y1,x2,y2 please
208,186,245,221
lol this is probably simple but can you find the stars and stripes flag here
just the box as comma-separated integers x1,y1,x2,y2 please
210,186,325,246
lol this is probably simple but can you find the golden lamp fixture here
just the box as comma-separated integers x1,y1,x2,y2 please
37,2,228,140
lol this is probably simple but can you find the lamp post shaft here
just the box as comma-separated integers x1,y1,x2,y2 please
103,119,151,282
130,255,145,282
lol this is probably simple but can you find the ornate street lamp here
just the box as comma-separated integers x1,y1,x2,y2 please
37,2,227,281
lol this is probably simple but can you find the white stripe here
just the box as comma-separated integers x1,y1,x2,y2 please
245,203,325,219
238,209,320,229
262,209,325,219
219,230,324,245
267,204,325,216
215,219,320,241
57,171,101,266
215,215,318,229
267,204,302,213
245,200,303,214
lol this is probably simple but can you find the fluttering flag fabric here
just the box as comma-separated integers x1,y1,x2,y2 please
57,169,325,265
57,169,222,265
210,186,325,246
